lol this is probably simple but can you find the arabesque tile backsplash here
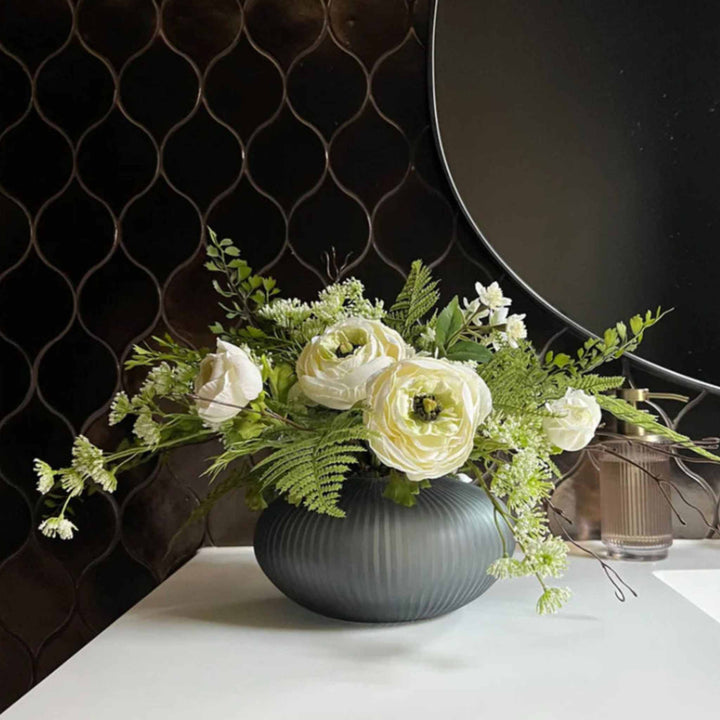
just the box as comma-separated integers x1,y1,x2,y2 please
1,0,718,711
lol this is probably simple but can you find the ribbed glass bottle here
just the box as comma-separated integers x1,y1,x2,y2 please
599,441,672,560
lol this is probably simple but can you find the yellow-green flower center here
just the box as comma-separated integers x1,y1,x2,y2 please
335,341,361,358
412,394,442,422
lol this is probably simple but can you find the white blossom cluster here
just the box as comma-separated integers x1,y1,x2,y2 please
536,586,572,615
38,517,78,540
35,435,118,540
133,410,162,447
491,448,554,512
463,281,527,349
258,278,385,344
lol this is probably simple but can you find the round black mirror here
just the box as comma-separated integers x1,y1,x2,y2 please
432,0,720,392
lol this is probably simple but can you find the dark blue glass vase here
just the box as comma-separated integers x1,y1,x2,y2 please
254,475,514,622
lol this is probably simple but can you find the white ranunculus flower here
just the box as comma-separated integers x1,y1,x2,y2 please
296,318,412,410
364,357,493,481
543,388,601,451
194,340,263,425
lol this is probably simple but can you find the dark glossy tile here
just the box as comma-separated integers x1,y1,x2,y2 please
79,248,158,354
36,39,115,141
0,51,31,133
412,0,431,45
0,623,33,713
263,249,325,300
290,174,369,275
163,0,241,70
122,463,204,579
0,395,74,499
0,250,73,357
36,179,115,284
374,169,454,269
122,177,201,281
0,110,72,214
38,491,119,581
0,0,72,72
78,109,157,215
35,613,93,683
208,177,286,272
76,544,157,633
0,337,29,419
248,104,325,211
78,0,157,71
163,106,242,209
0,542,74,652
0,194,30,274
330,102,409,208
0,481,31,562
120,39,198,141
373,32,427,141
205,33,284,141
288,31,367,139
37,321,116,432
341,248,404,304
163,253,221,347
329,0,410,69
245,0,325,70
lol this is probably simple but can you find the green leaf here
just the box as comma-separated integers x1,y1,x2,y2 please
382,471,431,508
435,296,463,350
224,245,240,257
266,361,296,403
629,314,644,335
206,245,219,258
446,340,492,363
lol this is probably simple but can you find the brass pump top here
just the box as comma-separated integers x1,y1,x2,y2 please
615,387,689,438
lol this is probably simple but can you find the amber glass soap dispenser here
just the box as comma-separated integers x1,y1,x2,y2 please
599,388,687,561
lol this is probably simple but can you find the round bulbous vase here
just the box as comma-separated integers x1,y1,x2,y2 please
253,475,514,623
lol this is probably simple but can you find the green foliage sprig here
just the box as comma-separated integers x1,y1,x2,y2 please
544,308,670,375
204,228,280,333
386,259,440,342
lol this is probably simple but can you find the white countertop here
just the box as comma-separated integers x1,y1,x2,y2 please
5,541,720,719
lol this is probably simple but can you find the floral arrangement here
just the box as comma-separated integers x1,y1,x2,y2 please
34,231,717,614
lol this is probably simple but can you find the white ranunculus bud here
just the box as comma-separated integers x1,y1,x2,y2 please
543,388,601,451
194,340,263,425
296,318,412,410
364,357,493,481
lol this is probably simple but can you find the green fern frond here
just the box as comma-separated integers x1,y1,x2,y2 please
387,260,440,341
596,394,720,461
553,374,626,396
250,419,368,517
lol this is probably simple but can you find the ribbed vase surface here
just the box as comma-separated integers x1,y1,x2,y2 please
253,475,514,622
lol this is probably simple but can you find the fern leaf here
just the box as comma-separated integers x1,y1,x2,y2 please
251,425,368,517
554,375,625,396
387,260,440,340
596,394,720,461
